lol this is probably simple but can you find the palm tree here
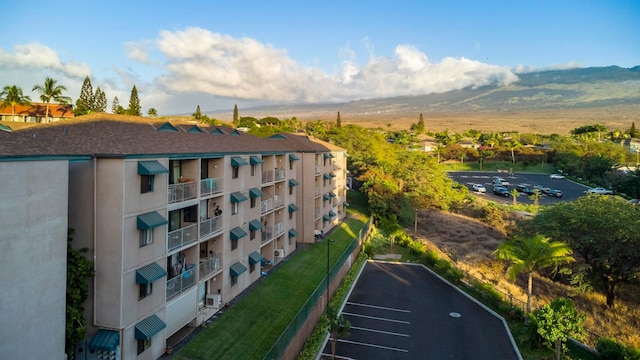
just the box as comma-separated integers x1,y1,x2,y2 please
327,306,350,359
493,234,574,322
0,85,32,121
504,141,521,164
32,77,71,122
510,188,519,205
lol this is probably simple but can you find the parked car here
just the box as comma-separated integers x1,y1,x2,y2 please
549,174,565,179
471,184,486,193
493,177,510,186
586,187,613,195
533,185,551,194
548,189,563,198
516,184,535,195
493,186,510,197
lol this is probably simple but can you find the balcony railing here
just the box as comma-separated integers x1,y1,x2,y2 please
274,168,285,181
199,215,222,240
168,181,197,204
199,257,221,280
261,198,273,214
273,222,284,237
200,177,223,197
261,170,274,183
273,195,284,209
315,209,321,219
167,266,196,300
168,223,198,252
261,226,273,244
314,188,321,197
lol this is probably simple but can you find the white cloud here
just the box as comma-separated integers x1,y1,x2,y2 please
514,61,583,73
0,43,90,78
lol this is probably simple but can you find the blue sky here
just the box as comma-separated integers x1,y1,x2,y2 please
1,0,638,116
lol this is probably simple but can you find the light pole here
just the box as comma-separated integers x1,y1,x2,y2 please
414,209,418,233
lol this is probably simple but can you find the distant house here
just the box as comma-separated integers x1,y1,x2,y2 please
459,138,479,149
0,102,74,123
412,134,439,152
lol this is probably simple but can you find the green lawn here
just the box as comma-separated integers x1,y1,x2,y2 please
174,192,370,359
443,160,554,174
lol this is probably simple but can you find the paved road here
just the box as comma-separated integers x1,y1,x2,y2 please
448,171,589,205
321,261,521,360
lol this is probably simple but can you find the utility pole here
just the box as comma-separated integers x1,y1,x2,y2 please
414,209,418,233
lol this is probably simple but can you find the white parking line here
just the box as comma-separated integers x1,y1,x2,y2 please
350,325,410,337
342,312,411,324
346,301,411,313
336,339,409,353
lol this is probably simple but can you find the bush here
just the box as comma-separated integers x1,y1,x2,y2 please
597,337,640,360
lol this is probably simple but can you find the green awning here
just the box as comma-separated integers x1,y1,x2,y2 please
230,191,248,203
135,314,166,340
136,262,167,284
138,161,168,175
329,192,336,198
249,188,263,198
322,215,331,222
231,157,248,166
248,219,263,231
344,202,350,207
323,173,331,180
136,211,168,230
328,210,336,217
230,227,247,240
230,262,247,277
250,156,264,165
289,154,300,161
288,204,299,212
248,251,264,264
322,194,330,201
288,229,298,238
89,329,120,351
288,179,299,186
329,173,336,178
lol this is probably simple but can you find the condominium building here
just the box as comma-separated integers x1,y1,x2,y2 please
0,116,347,360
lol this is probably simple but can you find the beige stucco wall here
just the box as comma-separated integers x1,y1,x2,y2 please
0,160,69,359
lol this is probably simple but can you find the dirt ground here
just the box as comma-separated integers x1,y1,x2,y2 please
414,209,640,348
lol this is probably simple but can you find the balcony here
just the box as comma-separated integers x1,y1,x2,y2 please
168,181,197,204
166,266,196,300
168,223,198,252
315,166,321,175
199,257,221,280
261,198,273,214
200,177,223,197
261,226,273,244
274,168,285,181
273,221,284,237
199,215,222,240
273,195,284,209
261,170,274,183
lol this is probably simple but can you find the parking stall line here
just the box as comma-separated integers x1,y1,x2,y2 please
342,312,411,324
350,325,410,337
346,301,411,313
336,339,409,353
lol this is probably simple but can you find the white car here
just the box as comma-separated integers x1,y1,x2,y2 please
549,174,565,179
586,187,613,195
472,184,486,193
493,177,510,186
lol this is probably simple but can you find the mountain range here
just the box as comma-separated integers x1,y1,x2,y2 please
209,66,640,121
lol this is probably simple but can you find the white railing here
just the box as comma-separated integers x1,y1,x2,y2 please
168,181,197,204
200,177,223,197
199,216,222,240
262,170,274,183
274,168,285,181
315,209,321,219
261,226,273,244
199,257,221,280
273,222,284,237
166,266,196,300
315,188,321,197
315,166,321,175
273,195,284,209
167,223,198,252
261,198,273,214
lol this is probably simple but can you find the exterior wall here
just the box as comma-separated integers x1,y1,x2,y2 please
0,160,69,359
297,152,320,243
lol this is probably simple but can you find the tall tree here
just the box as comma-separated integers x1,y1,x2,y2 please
0,85,32,121
629,121,637,138
233,104,239,125
75,76,94,116
93,87,107,112
147,108,158,117
493,234,574,321
411,113,425,133
126,85,141,116
32,77,72,122
193,105,202,121
111,96,120,114
504,140,521,164
336,111,342,128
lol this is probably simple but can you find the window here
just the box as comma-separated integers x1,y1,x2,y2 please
141,175,154,193
289,186,293,195
140,229,153,247
139,283,152,299
289,160,294,170
137,339,151,355
323,178,327,187
231,275,238,286
250,197,256,208
232,166,239,179
232,202,239,215
250,229,256,240
250,262,256,273
251,164,256,176
289,211,293,220
289,236,293,245
231,239,238,250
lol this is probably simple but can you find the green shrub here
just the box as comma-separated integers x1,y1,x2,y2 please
408,240,426,255
597,337,640,360
422,250,439,267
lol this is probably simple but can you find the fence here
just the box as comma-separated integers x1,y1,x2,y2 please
262,217,373,360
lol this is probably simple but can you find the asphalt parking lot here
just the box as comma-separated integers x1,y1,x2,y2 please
320,261,521,360
448,171,589,205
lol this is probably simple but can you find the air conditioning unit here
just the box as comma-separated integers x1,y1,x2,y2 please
274,249,285,258
206,294,222,308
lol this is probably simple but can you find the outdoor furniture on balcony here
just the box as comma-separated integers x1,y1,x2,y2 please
167,223,198,252
168,180,197,204
166,265,196,300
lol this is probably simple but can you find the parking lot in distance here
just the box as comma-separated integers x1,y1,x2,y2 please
447,171,589,205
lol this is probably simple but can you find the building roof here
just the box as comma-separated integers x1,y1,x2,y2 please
0,103,74,118
2,114,345,159
268,132,345,153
